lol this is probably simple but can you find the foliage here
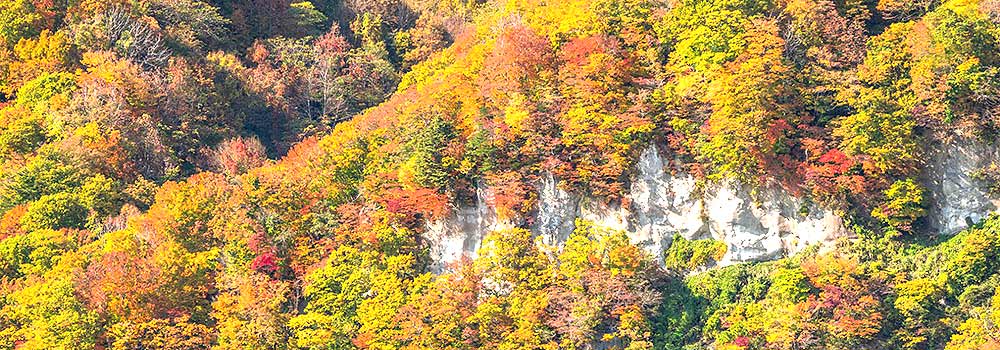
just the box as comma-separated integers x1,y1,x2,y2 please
2,0,1000,349
663,234,727,271
872,178,927,232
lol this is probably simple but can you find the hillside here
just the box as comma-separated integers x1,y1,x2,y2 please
2,0,1000,349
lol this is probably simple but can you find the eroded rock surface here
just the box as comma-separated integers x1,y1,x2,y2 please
425,140,1000,270
922,137,1000,235
424,184,513,271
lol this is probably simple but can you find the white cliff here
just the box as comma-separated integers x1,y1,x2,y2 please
423,184,513,271
425,139,1000,270
921,137,1000,235
704,183,848,264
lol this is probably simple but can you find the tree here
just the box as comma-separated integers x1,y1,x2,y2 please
0,254,99,350
474,228,550,292
2,29,74,96
145,0,230,52
0,151,87,211
477,21,554,111
0,106,47,157
0,228,74,279
0,0,41,48
699,19,798,183
664,234,727,272
212,271,291,350
108,316,214,350
19,192,87,231
14,71,77,109
892,278,946,349
945,289,1000,350
210,136,268,176
871,178,926,232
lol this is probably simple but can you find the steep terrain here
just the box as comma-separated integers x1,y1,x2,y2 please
3,0,1000,349
428,137,1000,269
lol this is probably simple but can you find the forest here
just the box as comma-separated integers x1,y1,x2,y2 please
1,0,1000,349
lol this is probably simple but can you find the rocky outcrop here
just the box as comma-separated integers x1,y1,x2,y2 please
921,137,1000,235
425,146,851,270
423,185,514,271
530,147,709,262
424,139,1000,270
703,183,847,264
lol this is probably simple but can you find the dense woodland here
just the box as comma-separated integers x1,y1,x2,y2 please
2,0,1000,349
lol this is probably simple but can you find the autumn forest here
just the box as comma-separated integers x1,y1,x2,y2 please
2,0,1000,349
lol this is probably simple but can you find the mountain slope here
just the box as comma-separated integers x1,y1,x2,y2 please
3,0,1000,349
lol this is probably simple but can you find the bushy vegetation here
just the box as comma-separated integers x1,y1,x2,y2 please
2,0,1000,349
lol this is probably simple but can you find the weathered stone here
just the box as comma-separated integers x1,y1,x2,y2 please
922,137,1000,235
424,140,998,270
424,184,512,271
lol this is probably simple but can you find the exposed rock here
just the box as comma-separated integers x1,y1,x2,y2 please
705,183,848,264
534,173,578,245
423,184,512,271
921,137,1000,235
626,147,706,260
528,146,850,264
422,138,1000,270
424,145,854,269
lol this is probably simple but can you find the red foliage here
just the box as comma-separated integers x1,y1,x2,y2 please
805,148,867,197
558,34,635,108
251,252,279,273
247,230,269,254
734,336,751,347
797,255,887,341
211,136,268,176
478,21,554,107
30,0,60,30
485,171,535,221
80,250,163,321
379,186,450,223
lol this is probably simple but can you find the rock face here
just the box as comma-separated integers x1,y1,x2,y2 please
423,185,513,271
425,139,1000,270
426,146,850,269
921,137,1000,235
703,184,847,264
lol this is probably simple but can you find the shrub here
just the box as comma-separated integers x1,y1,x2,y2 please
664,235,728,271
210,136,267,176
0,105,47,156
872,178,926,232
20,192,88,231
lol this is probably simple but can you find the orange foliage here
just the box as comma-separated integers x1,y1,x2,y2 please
0,205,27,240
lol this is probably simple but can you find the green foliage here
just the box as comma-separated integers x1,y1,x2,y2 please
0,106,47,157
0,152,87,211
872,178,927,232
664,234,727,271
893,278,947,348
79,174,122,229
108,317,214,350
474,228,550,289
0,229,74,279
3,1,1000,349
0,255,98,350
20,192,87,232
835,81,920,175
0,0,40,48
15,72,77,109
290,2,329,36
767,265,811,302
399,116,458,190
663,0,770,73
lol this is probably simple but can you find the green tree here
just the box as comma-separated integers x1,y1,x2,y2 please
0,0,40,48
871,178,926,232
20,192,87,231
